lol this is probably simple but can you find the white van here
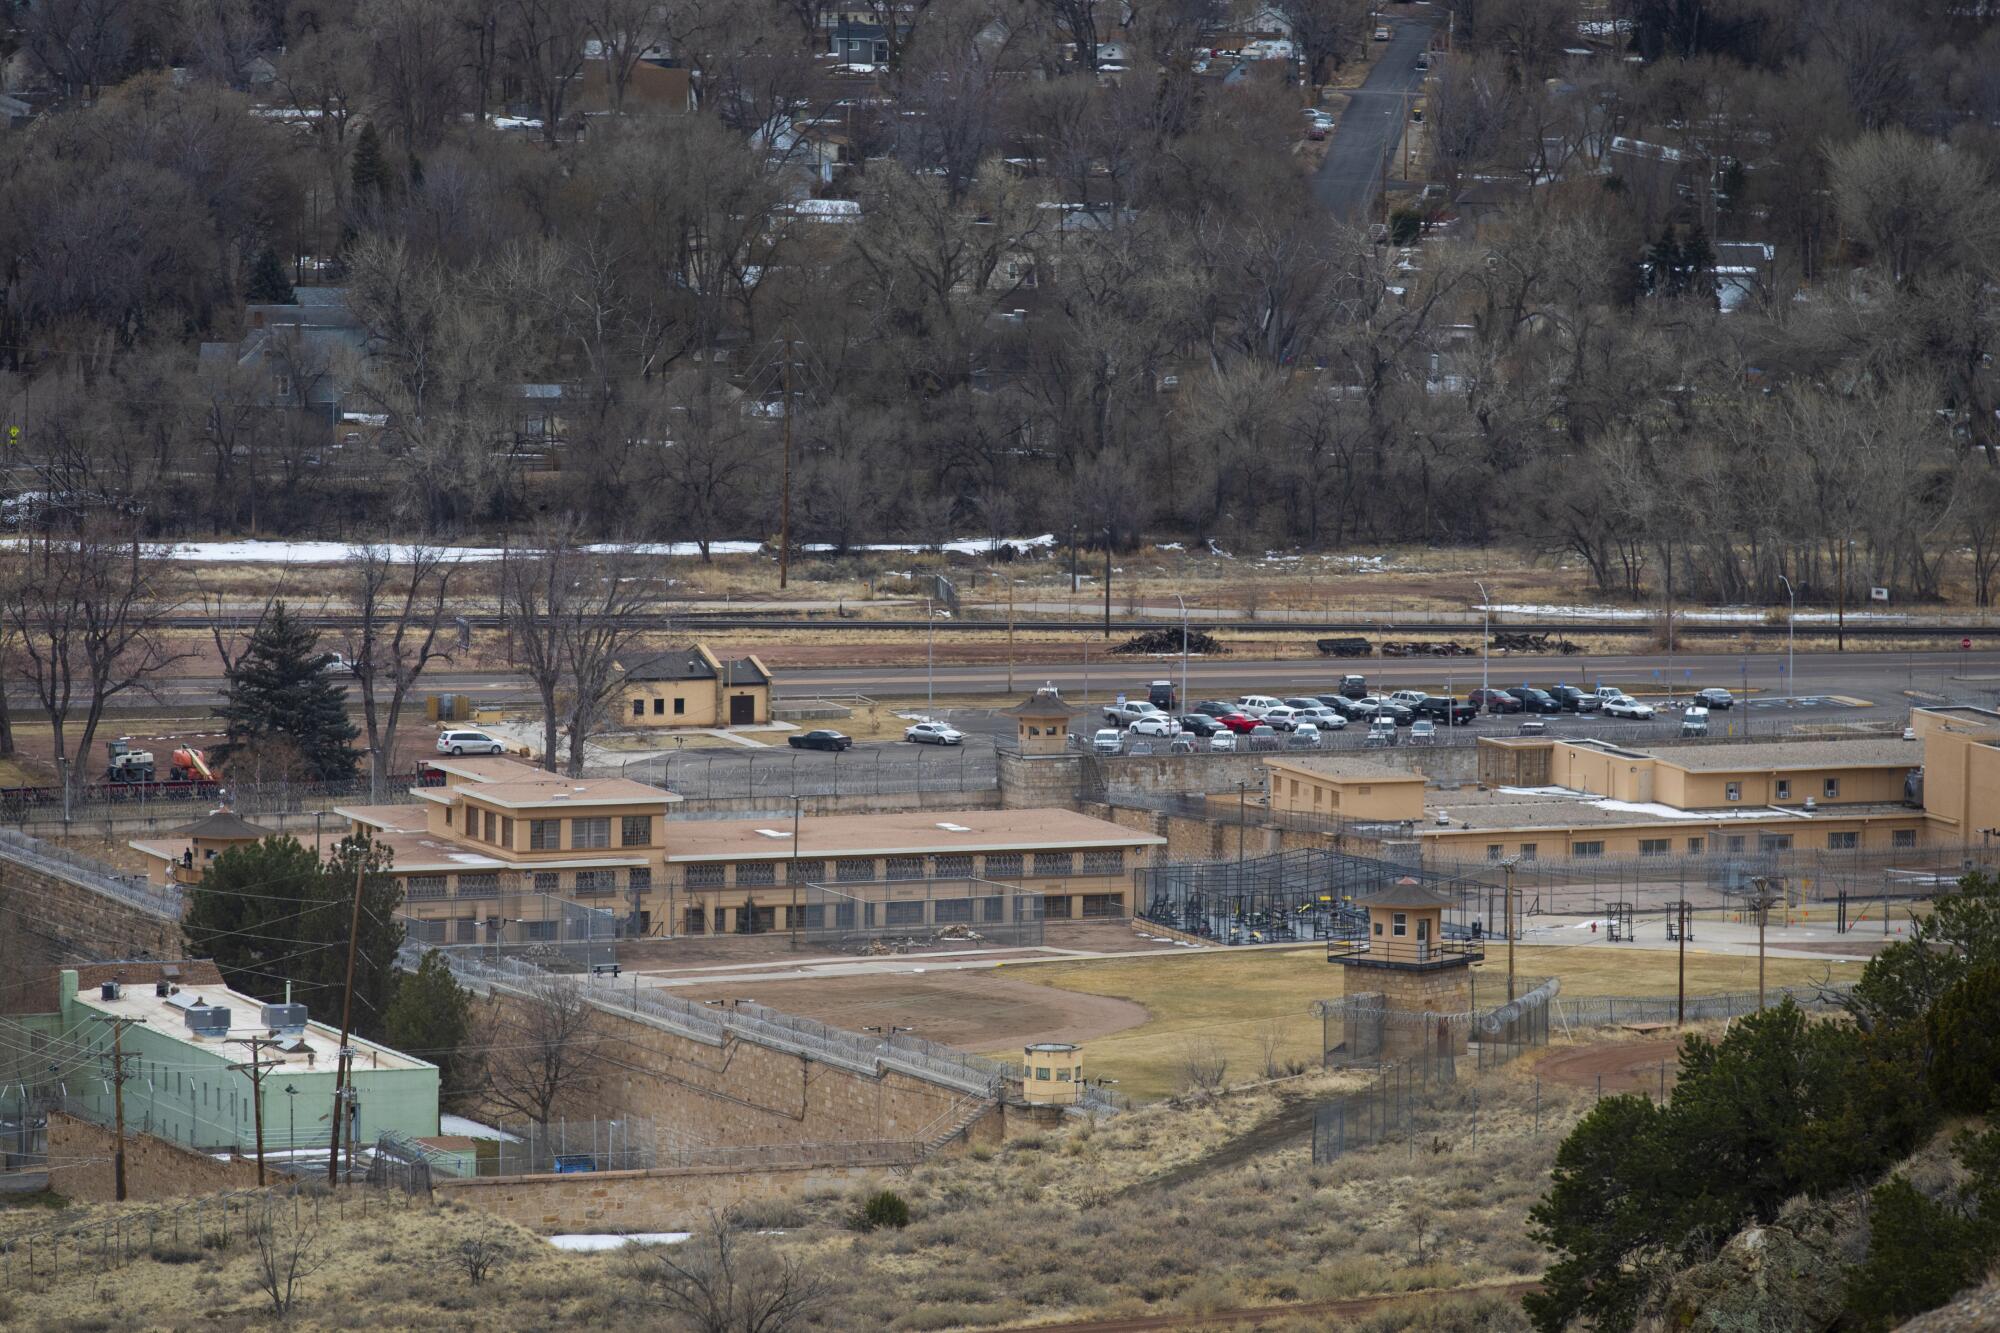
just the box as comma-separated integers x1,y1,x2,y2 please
437,729,506,756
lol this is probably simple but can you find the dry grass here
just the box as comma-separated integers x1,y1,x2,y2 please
991,945,1844,1103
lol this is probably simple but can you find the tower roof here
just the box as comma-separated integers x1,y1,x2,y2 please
1354,877,1458,911
1001,686,1076,719
170,811,273,841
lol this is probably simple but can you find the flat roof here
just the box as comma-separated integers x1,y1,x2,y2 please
339,803,431,832
360,825,648,874
458,778,679,810
425,756,548,783
1424,786,1922,832
71,977,430,1072
1265,755,1424,782
664,808,1164,863
1916,705,2000,731
1640,738,1920,772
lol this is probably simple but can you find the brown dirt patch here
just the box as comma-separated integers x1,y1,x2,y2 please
666,969,1151,1052
1535,1037,1683,1097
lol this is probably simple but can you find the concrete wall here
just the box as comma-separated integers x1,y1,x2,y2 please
46,1113,264,1203
0,857,182,999
1102,745,1480,799
435,1161,885,1234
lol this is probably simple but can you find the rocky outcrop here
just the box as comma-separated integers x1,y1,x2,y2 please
1641,1200,1858,1333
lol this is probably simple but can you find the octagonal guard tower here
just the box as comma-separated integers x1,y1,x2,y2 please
1328,877,1483,1058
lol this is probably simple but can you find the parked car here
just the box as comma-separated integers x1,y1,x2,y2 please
1410,719,1437,744
904,721,964,745
1694,688,1736,710
1091,728,1124,755
1414,697,1478,726
1680,707,1710,737
437,729,506,756
1389,690,1429,707
1364,718,1398,747
1360,696,1415,725
1207,731,1238,752
1284,697,1326,713
1374,25,1391,40
789,729,853,751
1293,705,1347,730
1549,686,1601,714
1177,714,1222,737
1505,687,1562,715
1260,706,1301,732
1469,688,1522,714
1317,694,1367,719
1306,122,1328,140
1104,699,1164,727
1213,712,1259,734
1601,695,1656,720
1194,700,1236,718
1169,736,1196,754
1235,695,1283,717
1128,714,1183,739
1593,685,1626,704
321,651,358,675
1246,724,1280,750
1337,674,1369,699
1148,680,1178,710
1286,724,1322,749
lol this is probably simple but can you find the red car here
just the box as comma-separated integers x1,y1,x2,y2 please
1213,712,1259,733
1468,688,1522,715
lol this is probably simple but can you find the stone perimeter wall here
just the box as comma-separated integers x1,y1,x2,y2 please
434,1162,888,1234
0,859,181,1010
45,1113,264,1203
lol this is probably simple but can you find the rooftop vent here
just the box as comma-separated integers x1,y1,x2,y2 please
182,1003,231,1039
261,1002,308,1038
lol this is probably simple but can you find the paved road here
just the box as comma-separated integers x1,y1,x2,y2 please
1312,11,1438,220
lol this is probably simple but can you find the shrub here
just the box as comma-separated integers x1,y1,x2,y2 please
1843,1175,1995,1330
1927,964,2000,1114
1388,208,1424,245
859,1190,912,1232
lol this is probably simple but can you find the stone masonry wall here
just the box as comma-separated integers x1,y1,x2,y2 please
46,1113,264,1203
0,859,182,1012
435,1162,889,1234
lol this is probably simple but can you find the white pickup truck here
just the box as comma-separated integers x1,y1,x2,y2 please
1103,699,1164,727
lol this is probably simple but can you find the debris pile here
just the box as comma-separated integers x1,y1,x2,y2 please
1112,627,1228,656
1491,632,1583,655
1315,636,1372,657
1380,640,1474,657
848,925,987,956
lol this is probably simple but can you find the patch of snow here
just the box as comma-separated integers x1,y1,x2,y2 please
547,1232,692,1252
440,1114,520,1142
1155,542,1185,552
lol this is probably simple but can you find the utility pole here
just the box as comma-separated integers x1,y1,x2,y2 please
228,1037,281,1186
328,866,366,1185
1675,898,1690,1026
1475,581,1490,697
1500,857,1520,1003
1175,594,1189,710
1006,577,1016,695
779,338,795,590
1837,538,1847,652
88,1012,145,1202
1237,782,1248,872
789,794,803,950
1102,529,1111,639
925,595,935,711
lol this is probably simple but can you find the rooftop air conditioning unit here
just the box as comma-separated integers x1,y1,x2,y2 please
261,1002,308,1038
169,994,231,1038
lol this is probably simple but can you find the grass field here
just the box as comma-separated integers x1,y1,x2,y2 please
993,943,1856,1102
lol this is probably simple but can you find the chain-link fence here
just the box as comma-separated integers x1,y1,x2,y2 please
399,888,619,969
0,826,180,918
1134,846,1481,946
0,770,447,832
1552,981,1854,1030
610,743,997,801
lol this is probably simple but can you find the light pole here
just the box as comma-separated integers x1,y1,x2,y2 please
1499,855,1520,1002
284,1083,298,1156
1475,580,1491,697
1776,574,1796,701
1175,593,1189,709
925,595,935,712
789,794,803,949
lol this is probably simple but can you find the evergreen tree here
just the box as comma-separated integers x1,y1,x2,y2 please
1679,222,1718,306
182,833,404,1042
245,246,295,304
386,949,481,1111
350,121,391,206
216,600,361,781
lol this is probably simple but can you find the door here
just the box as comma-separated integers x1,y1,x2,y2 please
1416,917,1430,961
730,694,756,725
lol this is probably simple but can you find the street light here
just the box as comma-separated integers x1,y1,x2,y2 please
284,1083,298,1156
925,595,935,712
1498,855,1520,1002
1174,593,1190,709
1776,574,1796,701
1474,580,1491,696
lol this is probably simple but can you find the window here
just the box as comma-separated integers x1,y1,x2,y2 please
1725,782,1741,802
407,875,446,900
736,861,776,887
1081,850,1125,876
1759,833,1793,852
1033,852,1073,877
835,858,875,882
482,810,496,842
457,873,500,898
524,920,557,941
1329,790,1341,810
684,905,707,934
1518,844,1537,861
530,819,561,850
674,698,685,715
1724,835,1746,853
985,853,1023,879
1081,893,1122,918
632,698,645,717
628,867,652,893
1042,895,1072,919
501,817,514,848
1893,829,1918,849
687,864,725,889
1358,785,1373,796
885,901,925,926
886,856,924,881
934,898,972,923
1289,779,1299,798
445,806,453,827
653,698,664,715
455,917,479,944
572,817,610,849
786,859,825,884
574,869,615,896
1486,844,1503,862
534,872,560,894
1392,912,1407,937
1572,841,1604,858
1824,778,1839,799
1775,780,1791,801
1827,831,1858,851
622,815,652,847
1687,837,1705,854
1373,920,1383,936
935,854,973,878
1639,839,1670,857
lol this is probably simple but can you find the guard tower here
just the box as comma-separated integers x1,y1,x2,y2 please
1022,1042,1083,1106
1001,685,1077,756
1328,877,1482,1057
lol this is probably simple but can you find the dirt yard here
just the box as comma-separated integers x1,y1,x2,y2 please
1534,1037,1685,1097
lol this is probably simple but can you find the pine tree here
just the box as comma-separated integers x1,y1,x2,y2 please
216,601,361,781
245,246,295,304
1679,222,1718,306
350,121,391,207
386,949,481,1110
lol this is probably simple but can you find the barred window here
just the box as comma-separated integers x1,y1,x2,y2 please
407,875,446,900
934,898,972,923
984,853,1023,879
1827,831,1858,851
1571,841,1604,858
885,856,924,881
787,859,826,884
572,817,611,849
1639,839,1669,857
686,864,725,889
456,873,500,898
534,872,560,894
523,920,557,941
1081,850,1125,876
736,862,776,887
454,917,479,944
934,854,974,878
1032,852,1073,877
530,819,561,850
501,817,514,848
1760,833,1794,852
835,858,875,882
622,816,652,847
1724,835,1746,853
1893,829,1917,849
628,866,652,892
885,901,925,926
574,869,616,896
408,918,447,942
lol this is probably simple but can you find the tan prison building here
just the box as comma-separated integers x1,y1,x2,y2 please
617,643,772,728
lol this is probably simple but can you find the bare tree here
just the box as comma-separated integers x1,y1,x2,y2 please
252,1193,331,1317
347,544,462,798
623,1208,832,1333
503,0,591,144
482,975,605,1128
3,526,191,801
18,0,134,98
583,0,665,112
1175,1039,1228,1097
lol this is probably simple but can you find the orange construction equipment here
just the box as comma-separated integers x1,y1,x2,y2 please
171,746,216,783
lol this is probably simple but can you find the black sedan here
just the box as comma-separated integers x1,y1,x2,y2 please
788,729,853,751
1178,714,1223,737
1194,700,1236,717
1694,688,1736,710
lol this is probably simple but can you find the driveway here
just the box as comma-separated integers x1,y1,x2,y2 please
1311,14,1438,221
